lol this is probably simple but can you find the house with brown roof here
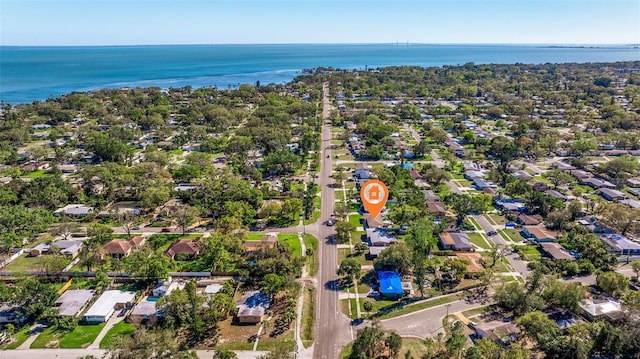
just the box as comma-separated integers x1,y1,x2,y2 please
521,225,559,243
243,233,278,252
438,231,473,251
103,236,146,259
426,202,448,217
165,237,202,260
455,252,484,277
517,213,543,226
540,242,575,261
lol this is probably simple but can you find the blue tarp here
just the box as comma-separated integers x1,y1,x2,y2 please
378,271,403,298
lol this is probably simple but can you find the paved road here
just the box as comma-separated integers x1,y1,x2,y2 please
313,82,352,359
381,300,489,338
472,215,531,280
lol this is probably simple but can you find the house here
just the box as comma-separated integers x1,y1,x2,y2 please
236,291,270,324
599,234,640,256
521,225,558,242
532,182,550,192
552,161,575,171
152,279,185,297
165,238,202,260
620,199,640,208
82,290,136,323
97,202,142,218
494,198,526,212
473,178,497,190
57,164,79,174
568,170,591,181
362,214,383,229
54,204,94,218
54,289,95,317
464,170,485,180
517,213,543,226
173,183,200,192
366,228,397,247
438,232,473,251
598,188,626,201
512,170,533,180
455,252,484,277
544,189,569,201
579,298,624,322
377,271,404,300
128,301,159,324
540,243,575,261
103,237,145,259
454,149,465,158
474,321,521,346
581,177,616,189
0,305,26,325
204,284,223,296
30,239,82,258
243,233,278,252
426,202,448,217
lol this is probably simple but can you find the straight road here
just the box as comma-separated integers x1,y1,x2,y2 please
3,349,267,359
314,83,352,359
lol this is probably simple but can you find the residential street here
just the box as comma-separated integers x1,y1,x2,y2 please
313,82,352,359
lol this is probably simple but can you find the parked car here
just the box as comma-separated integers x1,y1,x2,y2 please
367,291,380,298
132,226,140,230
487,231,497,236
161,228,171,232
326,220,334,226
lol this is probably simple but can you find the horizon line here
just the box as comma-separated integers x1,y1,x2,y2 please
1,42,639,48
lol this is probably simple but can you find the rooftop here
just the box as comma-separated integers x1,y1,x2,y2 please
83,290,136,318
55,289,95,316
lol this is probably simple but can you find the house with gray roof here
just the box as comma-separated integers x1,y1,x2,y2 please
54,289,95,317
54,204,94,218
438,231,473,251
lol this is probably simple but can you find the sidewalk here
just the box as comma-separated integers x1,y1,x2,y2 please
88,312,126,349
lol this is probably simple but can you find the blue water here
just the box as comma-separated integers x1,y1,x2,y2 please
1,44,639,104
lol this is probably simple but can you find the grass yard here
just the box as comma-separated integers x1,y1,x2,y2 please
31,327,67,348
462,305,492,318
303,209,321,225
1,326,32,349
168,149,184,155
467,217,481,230
351,231,366,243
519,244,543,261
301,286,315,349
278,233,302,257
338,248,371,267
335,190,346,201
303,234,319,276
59,323,105,348
499,228,525,242
467,232,493,250
246,233,266,241
23,169,52,178
99,321,135,349
255,328,295,351
5,254,70,272
486,213,506,225
215,318,260,351
349,214,363,227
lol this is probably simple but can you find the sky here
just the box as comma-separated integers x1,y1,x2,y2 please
1,0,639,46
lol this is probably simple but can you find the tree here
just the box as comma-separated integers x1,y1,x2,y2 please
354,242,369,255
632,260,640,281
517,311,561,349
175,205,197,235
123,248,173,282
256,344,294,359
338,258,361,281
542,169,575,189
350,324,387,359
596,271,629,297
388,204,422,225
50,221,81,240
281,198,302,222
413,140,430,158
105,328,197,359
213,348,238,359
335,221,355,244
374,243,413,276
406,218,437,297
386,332,403,359
139,185,171,210
262,273,286,302
599,203,640,236
363,300,373,317
116,211,136,239
446,193,483,227
445,320,467,358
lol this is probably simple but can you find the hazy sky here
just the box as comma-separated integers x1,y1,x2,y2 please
1,0,639,45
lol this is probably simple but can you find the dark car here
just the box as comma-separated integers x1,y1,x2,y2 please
161,228,171,232
487,231,498,236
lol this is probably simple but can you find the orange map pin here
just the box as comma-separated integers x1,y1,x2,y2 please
360,179,389,219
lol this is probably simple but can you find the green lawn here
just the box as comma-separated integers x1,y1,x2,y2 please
335,191,346,200
278,233,302,257
31,327,66,348
499,228,525,242
1,326,32,349
486,214,506,225
59,323,105,348
467,217,481,230
519,244,543,261
351,231,366,243
338,248,371,267
168,149,184,155
5,254,70,272
246,233,265,241
303,234,319,276
467,232,493,250
23,169,52,178
303,209,321,225
349,214,362,227
99,321,135,349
